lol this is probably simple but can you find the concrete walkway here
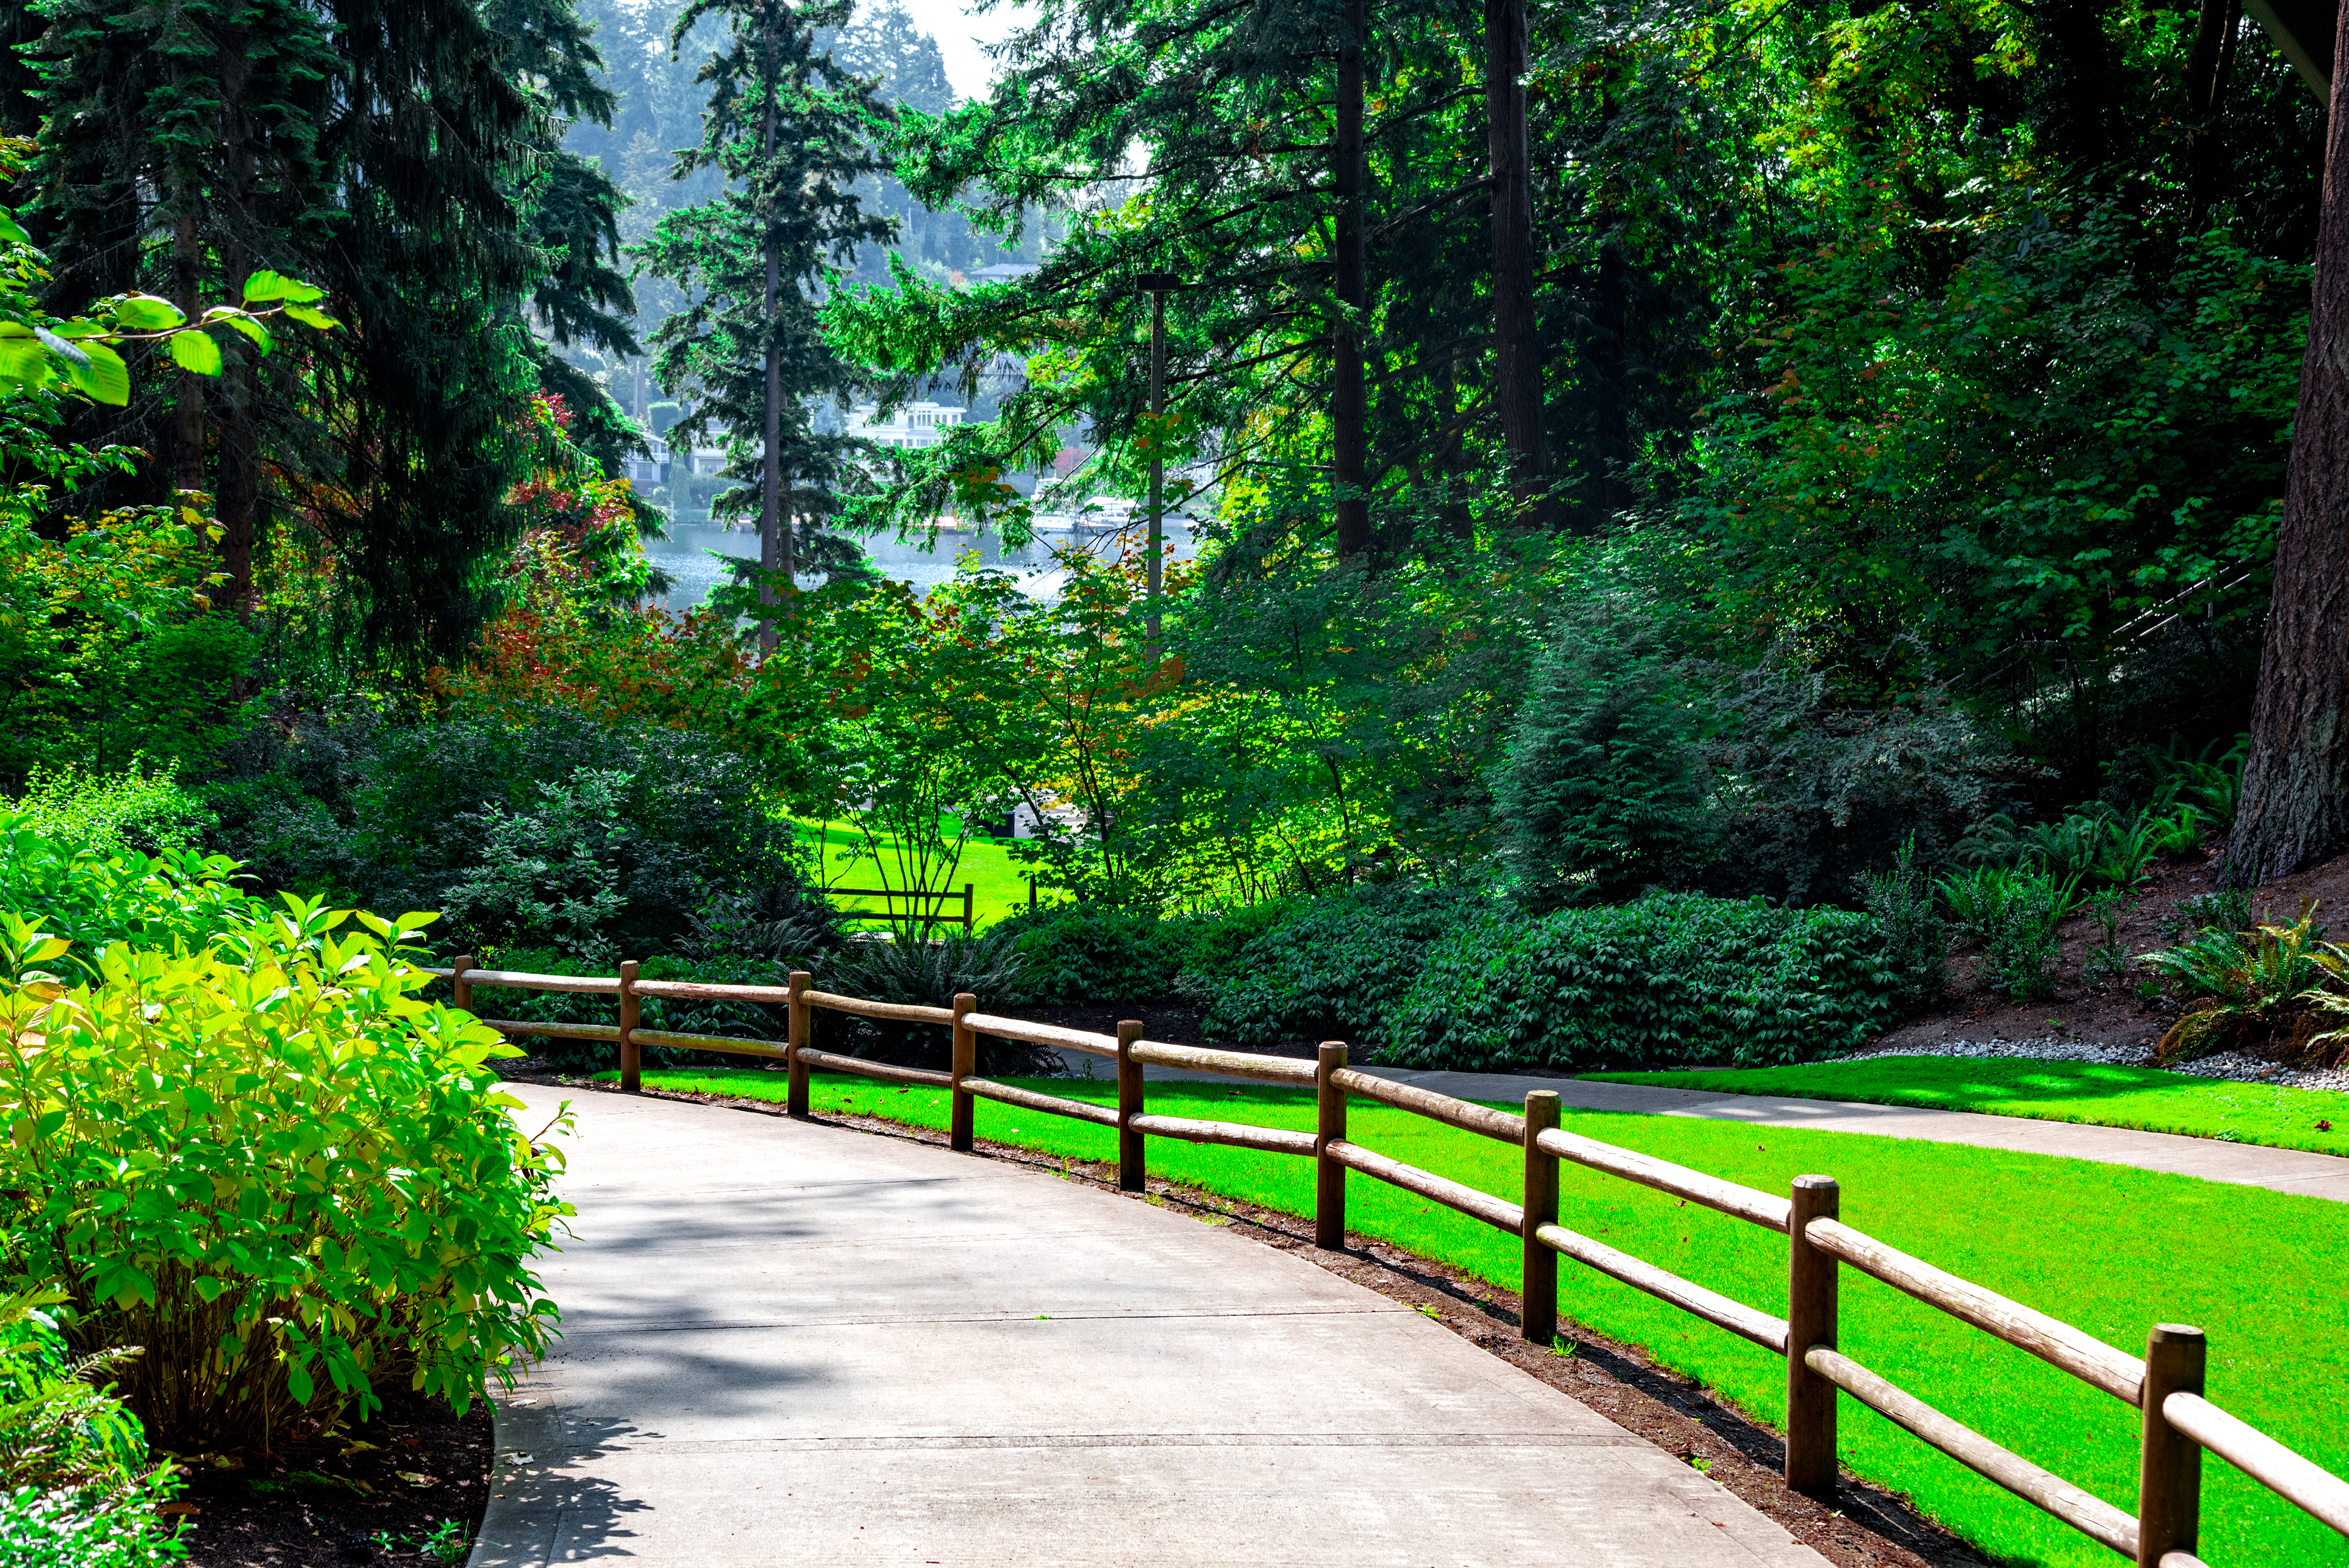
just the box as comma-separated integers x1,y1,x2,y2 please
474,1083,1826,1567
1066,1053,2349,1204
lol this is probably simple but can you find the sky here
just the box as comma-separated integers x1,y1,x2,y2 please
894,0,1029,100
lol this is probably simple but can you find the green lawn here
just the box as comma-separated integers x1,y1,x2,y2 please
790,818,1042,929
600,1065,2349,1568
1591,1058,2349,1157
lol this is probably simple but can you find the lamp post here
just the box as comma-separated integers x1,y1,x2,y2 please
1136,271,1181,663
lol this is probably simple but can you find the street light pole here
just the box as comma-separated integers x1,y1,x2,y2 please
1138,271,1180,663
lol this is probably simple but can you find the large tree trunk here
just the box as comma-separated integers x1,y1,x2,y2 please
216,32,259,618
172,208,205,496
1484,0,1544,523
759,44,785,655
1330,0,1370,561
2230,0,2349,884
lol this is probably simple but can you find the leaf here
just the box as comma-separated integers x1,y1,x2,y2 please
282,303,340,331
166,329,223,375
217,314,272,353
242,270,325,305
0,210,27,246
115,294,186,330
59,340,129,405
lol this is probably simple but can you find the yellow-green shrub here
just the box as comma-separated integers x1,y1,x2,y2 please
0,904,570,1451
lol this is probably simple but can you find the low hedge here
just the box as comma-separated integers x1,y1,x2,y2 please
1199,885,1502,1045
1379,893,1902,1071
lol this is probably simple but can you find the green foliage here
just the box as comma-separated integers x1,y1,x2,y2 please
2166,888,2254,943
6,763,210,858
0,1286,184,1568
817,929,1041,1070
2081,889,2130,986
1199,885,1503,1047
2139,904,2349,1065
0,880,568,1450
1861,837,1943,1011
1380,894,1902,1072
994,905,1199,1006
1937,863,2078,1001
1493,622,1712,908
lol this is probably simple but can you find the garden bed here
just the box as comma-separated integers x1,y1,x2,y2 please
176,1386,493,1568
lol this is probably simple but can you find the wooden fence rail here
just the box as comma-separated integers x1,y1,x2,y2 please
430,954,2347,1568
829,883,976,935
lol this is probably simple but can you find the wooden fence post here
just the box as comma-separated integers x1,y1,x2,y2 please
786,970,812,1118
1786,1173,1840,1497
2138,1323,2206,1567
1315,1042,1348,1248
1522,1089,1561,1345
951,992,977,1151
962,882,975,933
449,955,475,1015
618,959,641,1093
1117,1019,1145,1192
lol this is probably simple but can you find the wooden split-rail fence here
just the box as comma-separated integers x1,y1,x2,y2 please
829,882,976,935
433,954,2349,1568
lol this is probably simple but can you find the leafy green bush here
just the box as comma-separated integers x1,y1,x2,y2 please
820,929,1044,1071
0,900,568,1450
6,764,211,859
1861,838,1943,1010
1493,623,1713,907
0,821,252,968
0,1287,184,1568
1936,862,2076,1000
1200,885,1504,1046
2139,903,2349,1064
1379,894,1901,1071
992,906,1197,1005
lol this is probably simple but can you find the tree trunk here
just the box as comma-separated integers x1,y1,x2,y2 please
1484,0,1544,523
172,208,205,496
2230,0,2349,884
759,21,785,655
1331,0,1370,561
216,33,259,618
2184,0,2240,233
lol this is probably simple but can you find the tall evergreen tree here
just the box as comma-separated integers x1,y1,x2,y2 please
636,0,890,646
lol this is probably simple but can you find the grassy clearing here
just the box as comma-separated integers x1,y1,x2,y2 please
791,818,1041,929
598,1066,2349,1568
1592,1058,2349,1157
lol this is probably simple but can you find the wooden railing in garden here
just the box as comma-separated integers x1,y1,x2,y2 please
431,954,2349,1568
828,882,975,935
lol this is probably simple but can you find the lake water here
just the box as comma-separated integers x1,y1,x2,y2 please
643,515,1203,610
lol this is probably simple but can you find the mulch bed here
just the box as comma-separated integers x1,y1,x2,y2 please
550,1073,1992,1568
174,1385,494,1568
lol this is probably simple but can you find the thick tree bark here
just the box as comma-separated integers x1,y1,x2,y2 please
758,18,786,655
2231,0,2349,884
1484,0,1544,522
2184,0,2241,233
216,33,259,617
172,208,205,496
1330,0,1371,561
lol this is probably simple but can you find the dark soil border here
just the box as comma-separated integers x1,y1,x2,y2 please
541,1072,1994,1568
174,1385,494,1567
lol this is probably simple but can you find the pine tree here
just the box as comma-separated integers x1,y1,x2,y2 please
637,0,890,646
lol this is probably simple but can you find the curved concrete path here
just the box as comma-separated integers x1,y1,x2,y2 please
474,1083,1825,1567
1065,1053,2349,1204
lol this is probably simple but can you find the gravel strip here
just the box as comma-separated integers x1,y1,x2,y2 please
1836,1036,2349,1093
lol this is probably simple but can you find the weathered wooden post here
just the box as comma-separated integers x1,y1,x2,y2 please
2138,1324,2207,1567
1521,1089,1560,1345
962,882,975,933
1315,1041,1348,1249
1117,1019,1145,1192
1786,1174,1840,1497
618,959,642,1093
449,955,475,1015
951,992,977,1151
786,970,812,1118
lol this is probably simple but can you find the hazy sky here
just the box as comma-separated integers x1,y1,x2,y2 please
893,0,1029,100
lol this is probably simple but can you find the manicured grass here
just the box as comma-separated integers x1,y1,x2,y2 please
790,818,1042,929
601,1066,2349,1568
1590,1058,2349,1157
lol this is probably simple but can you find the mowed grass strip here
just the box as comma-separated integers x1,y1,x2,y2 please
792,818,1037,929
1594,1057,2349,1157
602,1066,2349,1568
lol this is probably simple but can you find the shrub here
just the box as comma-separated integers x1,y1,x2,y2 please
2140,902,2349,1064
0,821,252,968
6,763,211,859
0,1287,184,1568
1493,623,1714,907
1861,837,1943,1010
1199,884,1505,1046
1379,893,1902,1072
0,901,568,1451
819,929,1040,1070
1937,863,2076,1000
992,905,1198,1005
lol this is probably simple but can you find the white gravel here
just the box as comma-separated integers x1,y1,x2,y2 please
1835,1036,2349,1093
